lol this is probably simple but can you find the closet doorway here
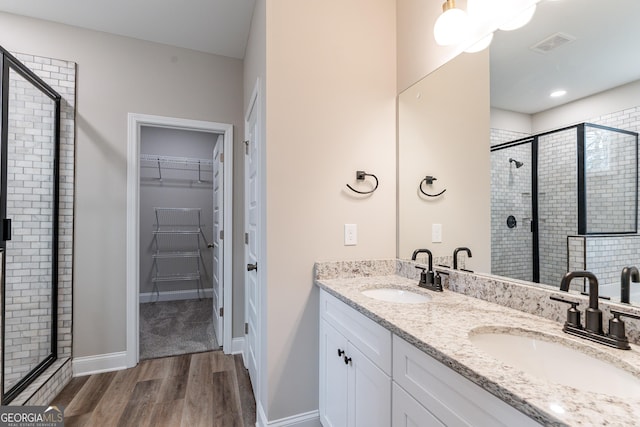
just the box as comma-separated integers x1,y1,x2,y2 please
126,114,233,367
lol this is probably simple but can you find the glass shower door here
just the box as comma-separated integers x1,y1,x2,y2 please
537,127,578,287
1,53,60,403
490,141,534,281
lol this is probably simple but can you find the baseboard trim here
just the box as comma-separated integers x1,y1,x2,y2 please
139,288,213,303
72,351,128,377
231,337,245,355
257,404,320,427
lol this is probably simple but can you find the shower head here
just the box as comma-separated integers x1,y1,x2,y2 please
509,158,524,168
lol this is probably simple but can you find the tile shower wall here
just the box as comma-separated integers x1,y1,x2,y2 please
568,234,640,298
489,128,530,147
491,143,532,281
588,107,640,231
585,235,640,288
538,128,578,286
4,68,57,389
1,52,75,405
567,236,586,292
584,126,636,233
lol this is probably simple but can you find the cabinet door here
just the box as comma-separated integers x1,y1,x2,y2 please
320,320,349,427
348,343,391,427
392,383,445,427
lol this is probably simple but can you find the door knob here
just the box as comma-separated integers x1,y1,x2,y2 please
247,263,258,272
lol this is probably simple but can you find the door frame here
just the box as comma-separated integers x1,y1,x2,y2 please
126,113,233,367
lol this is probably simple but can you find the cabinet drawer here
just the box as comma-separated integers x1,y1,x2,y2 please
392,382,444,427
320,290,392,374
392,335,541,427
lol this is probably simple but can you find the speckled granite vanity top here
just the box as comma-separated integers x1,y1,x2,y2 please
315,260,640,427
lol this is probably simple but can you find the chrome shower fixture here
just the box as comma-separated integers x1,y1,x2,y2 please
509,158,524,168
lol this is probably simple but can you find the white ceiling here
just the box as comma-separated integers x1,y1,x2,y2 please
0,0,256,59
2,0,634,114
491,0,640,114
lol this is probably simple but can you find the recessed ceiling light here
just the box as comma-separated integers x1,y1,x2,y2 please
550,90,567,98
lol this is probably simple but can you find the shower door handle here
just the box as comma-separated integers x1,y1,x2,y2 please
2,218,11,241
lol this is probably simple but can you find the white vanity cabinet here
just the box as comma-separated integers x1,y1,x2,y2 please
319,289,542,427
319,290,391,427
392,335,542,427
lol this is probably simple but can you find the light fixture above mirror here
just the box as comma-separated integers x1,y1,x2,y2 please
434,0,541,53
433,0,469,46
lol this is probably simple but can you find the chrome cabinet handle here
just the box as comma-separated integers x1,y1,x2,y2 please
247,263,258,272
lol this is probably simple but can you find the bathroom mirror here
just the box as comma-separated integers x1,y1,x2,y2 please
398,0,640,306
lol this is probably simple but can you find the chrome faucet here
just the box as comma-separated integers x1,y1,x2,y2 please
453,247,472,270
621,266,640,304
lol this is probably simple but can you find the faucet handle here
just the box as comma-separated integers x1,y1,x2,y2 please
607,310,640,347
550,295,582,329
611,310,640,321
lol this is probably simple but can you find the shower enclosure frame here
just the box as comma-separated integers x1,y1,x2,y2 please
491,122,638,283
0,46,61,404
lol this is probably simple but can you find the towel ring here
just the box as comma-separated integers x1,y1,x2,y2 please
419,175,446,197
346,170,379,195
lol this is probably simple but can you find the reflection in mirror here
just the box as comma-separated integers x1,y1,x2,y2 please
397,51,491,273
398,0,640,308
491,124,638,287
489,0,640,305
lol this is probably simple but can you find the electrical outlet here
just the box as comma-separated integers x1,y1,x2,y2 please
344,224,357,246
432,224,442,243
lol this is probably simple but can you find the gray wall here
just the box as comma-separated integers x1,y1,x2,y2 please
0,12,244,357
139,126,218,296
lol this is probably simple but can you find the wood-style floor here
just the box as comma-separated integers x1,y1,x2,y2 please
51,351,256,427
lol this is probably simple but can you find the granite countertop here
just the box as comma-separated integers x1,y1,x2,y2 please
315,273,640,427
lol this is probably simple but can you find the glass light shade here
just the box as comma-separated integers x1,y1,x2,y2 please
434,8,469,46
467,0,502,19
464,33,494,53
499,4,537,31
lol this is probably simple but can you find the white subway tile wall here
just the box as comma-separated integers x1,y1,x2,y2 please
490,130,533,281
1,52,75,404
584,126,636,233
585,236,640,290
538,128,578,286
4,68,56,389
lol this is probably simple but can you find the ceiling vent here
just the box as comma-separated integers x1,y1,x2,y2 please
530,32,576,54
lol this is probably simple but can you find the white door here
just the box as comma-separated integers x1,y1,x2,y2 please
244,91,260,389
212,134,224,347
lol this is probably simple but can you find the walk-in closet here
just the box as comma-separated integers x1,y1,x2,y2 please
138,126,221,360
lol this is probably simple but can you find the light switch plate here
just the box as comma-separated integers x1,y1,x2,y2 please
432,223,442,243
344,224,357,246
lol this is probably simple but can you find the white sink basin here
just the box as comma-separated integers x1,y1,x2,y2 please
469,329,640,398
361,288,431,304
